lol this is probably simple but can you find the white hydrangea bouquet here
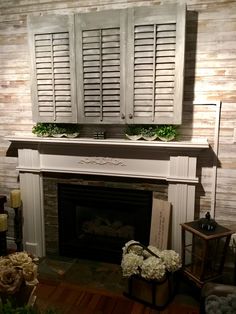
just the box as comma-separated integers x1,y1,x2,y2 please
121,240,182,281
121,240,182,309
0,251,39,305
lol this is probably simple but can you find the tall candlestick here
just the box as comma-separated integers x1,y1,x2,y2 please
0,214,7,232
10,190,21,208
0,195,7,213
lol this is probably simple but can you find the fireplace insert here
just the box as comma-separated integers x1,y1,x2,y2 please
58,183,152,263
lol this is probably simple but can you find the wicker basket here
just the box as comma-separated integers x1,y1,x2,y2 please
123,243,176,310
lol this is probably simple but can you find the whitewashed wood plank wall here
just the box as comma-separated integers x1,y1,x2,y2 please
0,0,236,232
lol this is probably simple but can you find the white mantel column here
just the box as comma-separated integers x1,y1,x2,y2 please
168,156,197,253
18,149,45,257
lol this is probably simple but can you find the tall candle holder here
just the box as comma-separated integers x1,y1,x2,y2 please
13,206,23,252
10,190,23,252
0,195,7,255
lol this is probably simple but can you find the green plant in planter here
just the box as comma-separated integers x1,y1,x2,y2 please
32,123,80,137
0,299,58,313
140,126,158,138
155,125,178,141
125,125,143,136
32,123,53,137
125,125,143,140
50,123,80,136
125,125,160,141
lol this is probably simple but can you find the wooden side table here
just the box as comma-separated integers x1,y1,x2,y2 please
181,220,233,287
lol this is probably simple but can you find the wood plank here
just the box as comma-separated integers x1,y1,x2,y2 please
150,197,171,249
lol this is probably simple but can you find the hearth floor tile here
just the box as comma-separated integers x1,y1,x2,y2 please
38,255,201,311
38,256,76,280
38,256,126,294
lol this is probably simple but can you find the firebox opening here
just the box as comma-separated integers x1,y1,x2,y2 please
58,183,153,264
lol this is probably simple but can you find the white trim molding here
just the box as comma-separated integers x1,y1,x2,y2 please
6,136,209,256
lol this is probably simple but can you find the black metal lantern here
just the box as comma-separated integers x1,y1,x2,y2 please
198,212,217,231
181,217,233,287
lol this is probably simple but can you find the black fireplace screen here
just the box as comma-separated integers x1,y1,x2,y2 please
58,183,152,263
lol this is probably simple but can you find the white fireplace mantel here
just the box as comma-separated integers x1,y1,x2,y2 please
6,136,209,257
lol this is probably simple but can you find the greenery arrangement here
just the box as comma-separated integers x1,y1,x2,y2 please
140,126,157,139
125,125,178,141
125,125,143,135
155,125,178,141
32,123,80,137
0,299,58,313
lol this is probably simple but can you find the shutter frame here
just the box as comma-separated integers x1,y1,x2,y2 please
28,5,186,125
126,4,186,125
28,14,77,123
75,10,127,124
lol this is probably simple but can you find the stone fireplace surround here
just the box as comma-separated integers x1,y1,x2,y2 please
43,174,165,258
7,136,209,257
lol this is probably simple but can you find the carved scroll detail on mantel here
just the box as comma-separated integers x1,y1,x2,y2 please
78,157,126,167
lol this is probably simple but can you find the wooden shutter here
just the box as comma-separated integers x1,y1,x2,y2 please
126,4,186,124
76,10,127,124
28,15,77,123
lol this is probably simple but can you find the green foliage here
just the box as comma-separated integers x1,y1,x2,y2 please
32,123,80,137
140,126,158,137
0,299,58,314
125,124,178,140
125,125,143,136
155,125,178,139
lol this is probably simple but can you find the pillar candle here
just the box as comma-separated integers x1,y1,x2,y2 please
0,214,7,232
10,190,21,208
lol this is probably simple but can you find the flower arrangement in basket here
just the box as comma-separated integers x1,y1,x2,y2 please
0,251,39,307
121,240,182,309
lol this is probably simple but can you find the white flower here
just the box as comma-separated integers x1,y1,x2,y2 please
141,256,166,281
122,240,143,256
159,250,182,272
121,252,143,277
121,240,182,281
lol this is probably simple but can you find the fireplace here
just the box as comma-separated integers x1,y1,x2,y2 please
58,183,152,263
7,136,209,257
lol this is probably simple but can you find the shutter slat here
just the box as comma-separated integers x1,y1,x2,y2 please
28,14,77,123
131,18,178,121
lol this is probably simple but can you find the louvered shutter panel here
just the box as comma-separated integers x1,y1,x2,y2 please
126,5,186,124
28,15,77,122
76,10,127,123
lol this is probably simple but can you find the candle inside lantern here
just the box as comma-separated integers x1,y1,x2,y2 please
0,214,7,232
10,190,21,208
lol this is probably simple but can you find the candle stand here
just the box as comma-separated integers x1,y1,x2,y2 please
13,206,23,251
10,190,23,252
0,195,7,255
